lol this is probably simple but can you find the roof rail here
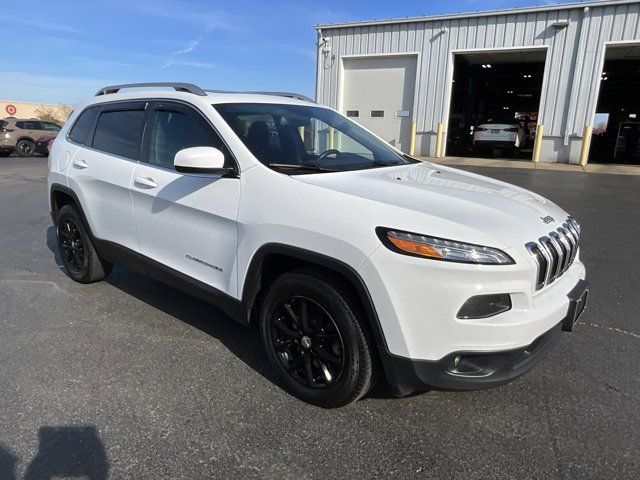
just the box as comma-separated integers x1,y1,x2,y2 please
206,90,315,103
95,82,207,97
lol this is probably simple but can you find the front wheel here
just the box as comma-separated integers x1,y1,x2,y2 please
259,270,378,408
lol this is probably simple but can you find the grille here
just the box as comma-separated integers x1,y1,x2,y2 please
526,218,581,290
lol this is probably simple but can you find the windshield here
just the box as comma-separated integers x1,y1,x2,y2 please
214,103,415,173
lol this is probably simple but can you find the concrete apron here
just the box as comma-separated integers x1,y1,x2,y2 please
421,156,640,176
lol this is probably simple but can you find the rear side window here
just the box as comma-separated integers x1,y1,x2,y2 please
68,107,99,145
92,109,145,159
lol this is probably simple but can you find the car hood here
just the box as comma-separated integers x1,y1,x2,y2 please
292,162,570,248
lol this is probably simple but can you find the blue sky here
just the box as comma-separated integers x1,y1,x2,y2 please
1,0,576,105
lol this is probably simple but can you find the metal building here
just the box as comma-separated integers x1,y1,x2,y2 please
314,0,640,166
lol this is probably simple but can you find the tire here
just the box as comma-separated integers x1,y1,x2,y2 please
56,205,112,283
259,269,378,408
16,139,35,157
0,151,10,158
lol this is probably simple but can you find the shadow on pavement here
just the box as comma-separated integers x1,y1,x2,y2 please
1,426,109,480
44,225,398,400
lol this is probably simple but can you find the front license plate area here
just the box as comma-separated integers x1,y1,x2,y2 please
562,279,589,332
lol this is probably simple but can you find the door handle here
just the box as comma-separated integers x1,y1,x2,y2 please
134,176,158,189
72,159,88,169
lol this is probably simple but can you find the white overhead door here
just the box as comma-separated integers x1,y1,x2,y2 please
342,56,417,153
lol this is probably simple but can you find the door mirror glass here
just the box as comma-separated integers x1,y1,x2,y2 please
174,146,227,174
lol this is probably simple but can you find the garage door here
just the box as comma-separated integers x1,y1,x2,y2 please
342,56,417,153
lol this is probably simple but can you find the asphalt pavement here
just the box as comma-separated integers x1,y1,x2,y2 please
0,155,638,479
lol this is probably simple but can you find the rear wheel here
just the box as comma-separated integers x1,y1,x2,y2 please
16,140,35,157
0,151,10,158
56,205,112,283
259,270,378,408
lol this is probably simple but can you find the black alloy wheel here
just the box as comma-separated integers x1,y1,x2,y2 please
58,217,86,273
260,270,378,407
271,295,345,388
55,204,112,283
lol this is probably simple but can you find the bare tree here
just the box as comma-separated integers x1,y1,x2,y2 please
34,104,73,125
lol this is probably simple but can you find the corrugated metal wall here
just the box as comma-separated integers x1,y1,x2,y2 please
316,1,640,146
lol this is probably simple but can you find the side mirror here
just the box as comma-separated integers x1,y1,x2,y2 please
174,147,231,174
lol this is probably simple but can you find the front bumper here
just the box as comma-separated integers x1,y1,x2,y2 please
380,277,587,395
358,243,587,394
379,319,563,395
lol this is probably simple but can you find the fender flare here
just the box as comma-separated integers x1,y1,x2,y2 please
49,184,95,237
240,243,387,347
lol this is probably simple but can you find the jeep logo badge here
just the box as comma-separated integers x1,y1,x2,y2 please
540,215,555,224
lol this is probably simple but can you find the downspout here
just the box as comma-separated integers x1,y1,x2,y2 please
564,7,591,145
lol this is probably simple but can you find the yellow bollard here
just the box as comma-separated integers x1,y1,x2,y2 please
532,124,544,163
409,122,417,156
435,122,444,158
579,125,592,167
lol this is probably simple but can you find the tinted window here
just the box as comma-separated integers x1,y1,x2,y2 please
147,108,229,169
41,122,61,131
17,121,41,129
0,121,6,129
93,109,145,159
68,107,99,145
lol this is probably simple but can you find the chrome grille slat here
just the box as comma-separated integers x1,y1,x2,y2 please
562,224,577,265
538,237,555,285
548,234,564,280
526,218,581,291
564,229,574,268
555,229,573,273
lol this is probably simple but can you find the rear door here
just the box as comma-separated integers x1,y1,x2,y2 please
65,101,145,250
130,101,240,297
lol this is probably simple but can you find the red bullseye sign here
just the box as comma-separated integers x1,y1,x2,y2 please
5,104,16,116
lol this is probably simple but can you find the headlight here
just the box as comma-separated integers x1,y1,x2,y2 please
376,228,514,265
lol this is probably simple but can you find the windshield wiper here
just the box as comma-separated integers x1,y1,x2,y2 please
360,160,402,169
266,163,338,173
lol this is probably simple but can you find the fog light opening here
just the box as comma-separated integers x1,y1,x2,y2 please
456,293,512,319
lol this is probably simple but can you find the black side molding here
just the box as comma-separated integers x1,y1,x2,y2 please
93,239,241,321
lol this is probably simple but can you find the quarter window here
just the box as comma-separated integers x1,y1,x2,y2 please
92,109,145,159
147,107,229,170
68,107,100,145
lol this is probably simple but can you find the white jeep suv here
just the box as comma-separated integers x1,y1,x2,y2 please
47,83,588,408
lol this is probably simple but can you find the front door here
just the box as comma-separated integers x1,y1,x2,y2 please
130,101,240,297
